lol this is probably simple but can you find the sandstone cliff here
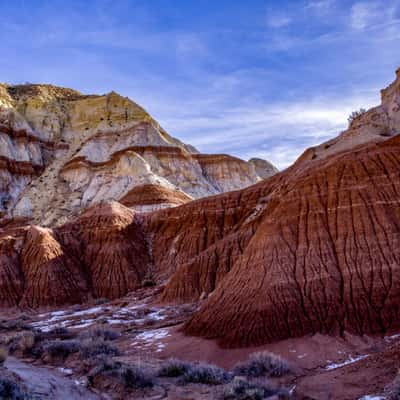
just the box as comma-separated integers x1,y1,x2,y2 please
0,83,276,226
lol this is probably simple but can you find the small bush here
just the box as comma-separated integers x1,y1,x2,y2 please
0,346,8,364
182,363,231,385
80,328,120,342
233,352,290,378
223,378,285,400
348,108,366,125
0,377,31,400
158,358,192,377
80,339,120,358
43,339,81,359
89,360,154,389
122,365,154,389
8,332,36,354
48,327,69,336
0,318,30,331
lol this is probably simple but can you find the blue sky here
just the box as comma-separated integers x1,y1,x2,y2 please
0,0,399,169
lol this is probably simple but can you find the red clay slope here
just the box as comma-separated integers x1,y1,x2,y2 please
181,136,400,347
0,201,150,307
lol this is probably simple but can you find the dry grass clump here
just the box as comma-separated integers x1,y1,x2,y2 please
89,360,154,389
80,327,120,341
80,339,120,358
233,351,290,378
182,362,231,385
0,346,8,365
223,377,289,400
43,339,81,360
7,331,37,355
158,358,193,377
159,358,232,385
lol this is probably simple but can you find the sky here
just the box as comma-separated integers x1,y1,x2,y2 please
0,0,399,169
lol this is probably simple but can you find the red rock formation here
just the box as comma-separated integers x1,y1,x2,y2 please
182,136,400,347
120,184,191,208
19,226,88,308
56,201,150,299
0,201,151,307
2,69,400,353
0,232,24,307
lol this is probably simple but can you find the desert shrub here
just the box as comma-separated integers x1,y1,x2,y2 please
0,377,31,400
80,339,120,358
122,365,154,389
158,358,192,377
348,108,367,125
233,352,290,378
222,378,287,400
182,362,231,385
17,332,35,353
80,328,120,341
0,346,8,364
89,360,154,389
48,327,69,336
43,339,81,359
0,318,30,331
8,332,36,354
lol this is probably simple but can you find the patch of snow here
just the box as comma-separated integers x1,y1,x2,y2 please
70,319,95,329
68,307,103,317
107,319,126,325
58,368,73,375
358,396,385,400
148,310,166,321
385,333,400,341
38,310,67,318
325,354,368,370
136,328,170,341
31,319,74,332
297,353,307,359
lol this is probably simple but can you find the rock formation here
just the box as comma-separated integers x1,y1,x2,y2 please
249,158,279,178
1,68,400,350
297,68,400,163
0,84,276,226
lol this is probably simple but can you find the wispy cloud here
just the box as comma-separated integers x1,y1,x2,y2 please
0,0,398,170
350,1,400,31
267,14,291,29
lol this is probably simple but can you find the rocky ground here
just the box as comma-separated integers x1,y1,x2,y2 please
1,286,400,400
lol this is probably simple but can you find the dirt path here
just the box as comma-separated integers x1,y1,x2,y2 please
5,357,104,399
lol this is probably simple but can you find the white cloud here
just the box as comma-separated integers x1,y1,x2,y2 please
154,92,379,169
267,14,292,28
305,0,335,12
350,1,399,31
350,2,379,30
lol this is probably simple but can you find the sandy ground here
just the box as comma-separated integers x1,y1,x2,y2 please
2,287,400,399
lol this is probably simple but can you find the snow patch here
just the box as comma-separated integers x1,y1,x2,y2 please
136,328,170,341
58,368,73,375
325,354,368,370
